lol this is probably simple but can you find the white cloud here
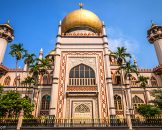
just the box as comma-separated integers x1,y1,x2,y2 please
107,27,140,58
108,38,139,54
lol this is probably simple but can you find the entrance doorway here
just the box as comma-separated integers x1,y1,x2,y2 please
72,101,93,124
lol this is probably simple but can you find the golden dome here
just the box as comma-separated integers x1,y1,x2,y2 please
61,8,103,33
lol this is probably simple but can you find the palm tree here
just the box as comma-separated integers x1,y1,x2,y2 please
29,57,52,85
29,63,39,86
120,61,138,115
111,47,132,115
137,75,149,104
23,53,36,71
120,61,138,80
37,58,52,85
28,58,52,115
9,43,26,91
111,47,131,66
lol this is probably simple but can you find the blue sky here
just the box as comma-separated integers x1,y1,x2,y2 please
0,0,162,69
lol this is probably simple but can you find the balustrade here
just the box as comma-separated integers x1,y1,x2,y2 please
69,78,96,86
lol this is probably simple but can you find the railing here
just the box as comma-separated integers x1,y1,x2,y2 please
1,117,162,128
0,118,18,128
132,117,162,126
22,118,127,128
69,78,96,86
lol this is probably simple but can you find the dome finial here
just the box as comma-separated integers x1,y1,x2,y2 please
151,20,157,28
79,3,84,9
7,19,10,24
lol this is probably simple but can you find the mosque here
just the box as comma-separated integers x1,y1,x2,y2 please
0,4,162,119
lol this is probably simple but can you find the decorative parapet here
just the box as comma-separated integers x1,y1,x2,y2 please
153,64,162,74
0,64,24,73
147,24,162,43
0,22,14,42
137,68,153,73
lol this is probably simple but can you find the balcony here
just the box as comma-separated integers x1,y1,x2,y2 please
67,78,97,93
69,78,96,86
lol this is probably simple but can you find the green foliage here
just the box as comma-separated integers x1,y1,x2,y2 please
9,43,26,61
111,47,131,65
23,53,36,68
21,76,36,87
120,61,138,79
0,84,3,94
137,75,149,89
29,57,52,85
137,104,160,117
0,91,34,117
151,89,162,109
21,97,34,117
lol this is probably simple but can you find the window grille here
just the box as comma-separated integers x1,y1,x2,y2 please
69,64,95,86
133,95,144,109
114,95,122,110
3,76,11,86
75,104,90,113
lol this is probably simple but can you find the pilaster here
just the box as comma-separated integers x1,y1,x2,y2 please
102,23,116,116
49,43,61,116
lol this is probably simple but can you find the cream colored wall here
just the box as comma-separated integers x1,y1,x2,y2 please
0,38,8,64
154,39,162,64
0,71,27,86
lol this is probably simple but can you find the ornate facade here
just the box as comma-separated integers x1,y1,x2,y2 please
0,5,162,119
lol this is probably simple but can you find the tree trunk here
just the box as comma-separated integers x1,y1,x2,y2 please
144,88,148,104
15,60,18,91
120,69,126,117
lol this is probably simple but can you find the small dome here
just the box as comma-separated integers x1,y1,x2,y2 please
61,8,103,33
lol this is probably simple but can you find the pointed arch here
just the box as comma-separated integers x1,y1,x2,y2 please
49,71,53,84
132,95,144,109
13,76,20,86
3,76,11,86
41,95,50,110
43,71,50,85
43,75,48,85
69,64,96,86
75,104,90,113
150,76,158,86
114,95,122,110
130,75,137,87
113,71,121,85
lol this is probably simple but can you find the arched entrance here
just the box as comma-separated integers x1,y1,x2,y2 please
71,101,93,123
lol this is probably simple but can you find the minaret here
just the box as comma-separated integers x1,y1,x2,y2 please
39,48,43,60
0,20,14,64
147,22,162,64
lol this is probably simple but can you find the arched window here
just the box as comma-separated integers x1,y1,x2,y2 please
114,95,122,110
3,76,11,86
150,76,158,86
75,104,90,113
41,95,50,110
114,71,121,85
49,71,53,84
69,64,95,86
13,76,20,86
43,75,49,85
133,95,144,109
130,76,137,87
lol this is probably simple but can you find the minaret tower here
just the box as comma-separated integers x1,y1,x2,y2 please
147,22,162,64
0,20,14,64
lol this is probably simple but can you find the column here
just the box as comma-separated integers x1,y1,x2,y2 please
0,38,8,64
103,43,116,116
49,43,61,116
125,79,134,116
49,21,61,116
145,89,151,103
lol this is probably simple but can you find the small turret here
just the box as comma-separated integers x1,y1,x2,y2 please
147,22,162,64
0,20,14,64
39,48,43,60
